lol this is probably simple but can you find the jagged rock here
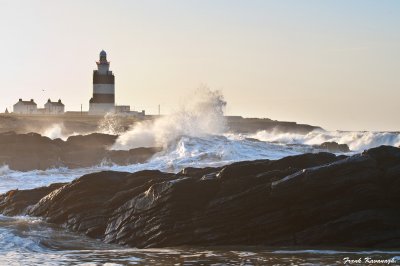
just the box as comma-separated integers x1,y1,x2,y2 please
64,133,117,148
107,147,162,165
0,132,160,171
314,141,350,153
0,183,65,216
1,146,399,248
28,170,174,239
0,132,62,171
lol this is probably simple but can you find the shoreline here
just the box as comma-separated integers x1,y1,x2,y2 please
1,145,399,249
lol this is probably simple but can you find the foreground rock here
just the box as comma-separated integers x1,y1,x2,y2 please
0,183,65,216
0,131,161,171
1,146,400,248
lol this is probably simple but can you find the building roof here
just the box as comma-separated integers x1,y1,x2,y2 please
15,99,37,105
45,99,65,107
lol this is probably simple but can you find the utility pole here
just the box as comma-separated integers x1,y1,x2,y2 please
158,104,160,116
81,104,82,116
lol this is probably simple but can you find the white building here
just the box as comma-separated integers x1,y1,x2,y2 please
44,99,65,114
115,105,130,113
115,105,145,118
13,99,37,114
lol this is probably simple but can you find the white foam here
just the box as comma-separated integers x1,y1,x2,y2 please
0,132,316,194
42,124,66,140
0,215,45,252
0,165,10,175
0,167,93,194
98,113,125,135
112,88,227,150
251,129,400,151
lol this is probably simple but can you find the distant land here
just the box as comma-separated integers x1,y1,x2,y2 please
0,113,321,136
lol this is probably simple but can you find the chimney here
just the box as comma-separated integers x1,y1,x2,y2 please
19,99,22,101
30,99,33,102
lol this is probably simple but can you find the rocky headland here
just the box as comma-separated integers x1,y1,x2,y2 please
226,117,321,134
0,131,160,171
0,114,321,136
1,145,399,248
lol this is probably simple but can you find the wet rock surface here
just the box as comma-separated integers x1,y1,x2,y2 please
0,132,161,171
1,146,400,248
0,183,66,216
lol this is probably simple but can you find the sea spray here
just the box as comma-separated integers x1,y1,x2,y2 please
98,112,126,135
42,124,66,140
251,130,400,151
0,165,10,175
112,88,227,150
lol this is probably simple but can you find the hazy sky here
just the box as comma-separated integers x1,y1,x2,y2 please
0,0,399,131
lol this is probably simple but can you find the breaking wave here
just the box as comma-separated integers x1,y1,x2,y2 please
98,113,126,135
42,124,65,140
112,88,227,150
251,130,400,151
0,135,312,194
0,165,10,175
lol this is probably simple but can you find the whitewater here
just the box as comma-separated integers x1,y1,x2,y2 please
1,132,399,265
1,129,399,195
0,89,399,264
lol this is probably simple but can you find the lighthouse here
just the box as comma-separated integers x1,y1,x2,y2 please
89,50,115,114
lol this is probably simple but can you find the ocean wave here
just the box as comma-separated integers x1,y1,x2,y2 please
0,133,312,193
250,130,400,151
0,167,93,194
1,129,399,194
112,88,227,150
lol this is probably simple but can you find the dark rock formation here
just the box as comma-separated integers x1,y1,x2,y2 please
313,141,350,153
0,132,161,171
226,117,321,134
0,183,65,216
1,146,400,248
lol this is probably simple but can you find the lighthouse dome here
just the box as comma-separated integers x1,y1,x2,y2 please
100,50,107,57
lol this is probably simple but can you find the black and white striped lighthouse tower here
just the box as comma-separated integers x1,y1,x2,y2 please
89,50,115,114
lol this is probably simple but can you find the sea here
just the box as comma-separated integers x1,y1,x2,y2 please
0,128,400,265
